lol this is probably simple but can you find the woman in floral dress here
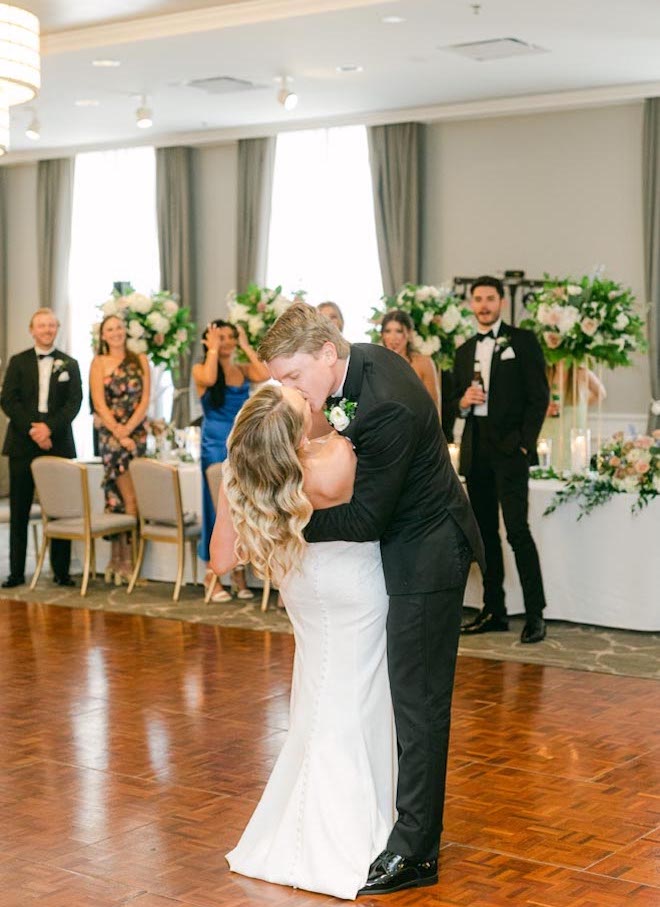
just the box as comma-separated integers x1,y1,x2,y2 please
90,314,150,583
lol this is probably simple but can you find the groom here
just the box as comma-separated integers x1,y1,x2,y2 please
260,303,484,895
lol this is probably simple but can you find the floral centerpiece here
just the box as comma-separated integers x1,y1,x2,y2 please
93,285,194,372
520,274,646,367
544,430,660,518
369,284,474,370
226,284,300,356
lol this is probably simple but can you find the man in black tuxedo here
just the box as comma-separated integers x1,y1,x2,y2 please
260,302,484,896
1,308,83,588
452,276,549,644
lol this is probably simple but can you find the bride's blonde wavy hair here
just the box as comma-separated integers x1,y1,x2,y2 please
223,385,313,583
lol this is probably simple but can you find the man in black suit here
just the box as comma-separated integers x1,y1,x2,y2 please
452,276,549,644
260,302,484,896
1,308,83,588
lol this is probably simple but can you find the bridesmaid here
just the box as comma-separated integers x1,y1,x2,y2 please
379,310,439,409
90,314,150,583
192,319,270,601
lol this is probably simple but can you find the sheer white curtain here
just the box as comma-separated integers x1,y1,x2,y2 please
68,147,161,459
266,126,382,342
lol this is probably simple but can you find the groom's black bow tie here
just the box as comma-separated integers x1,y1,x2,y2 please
37,353,54,360
476,331,495,342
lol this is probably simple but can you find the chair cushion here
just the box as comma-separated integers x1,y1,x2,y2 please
46,513,137,537
142,520,202,540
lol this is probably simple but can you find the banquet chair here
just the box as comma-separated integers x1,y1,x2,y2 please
30,456,137,597
204,461,271,612
128,459,202,601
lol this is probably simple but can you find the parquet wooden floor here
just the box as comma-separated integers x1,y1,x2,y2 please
0,599,658,907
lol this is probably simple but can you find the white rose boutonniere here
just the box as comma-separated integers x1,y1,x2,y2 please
324,398,357,432
494,335,510,351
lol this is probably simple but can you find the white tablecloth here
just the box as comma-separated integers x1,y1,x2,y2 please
464,479,659,631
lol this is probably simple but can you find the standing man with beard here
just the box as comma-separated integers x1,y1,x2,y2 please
453,276,549,643
1,308,82,589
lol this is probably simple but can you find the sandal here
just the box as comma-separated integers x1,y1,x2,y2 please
211,587,232,603
234,588,255,600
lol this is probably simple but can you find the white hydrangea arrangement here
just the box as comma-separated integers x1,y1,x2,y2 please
92,285,194,371
369,284,474,370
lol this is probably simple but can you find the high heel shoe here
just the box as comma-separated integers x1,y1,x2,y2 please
105,562,120,584
204,570,232,603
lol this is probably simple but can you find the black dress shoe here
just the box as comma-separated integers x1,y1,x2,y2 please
1,576,25,589
53,575,75,587
521,617,546,643
358,850,438,896
461,611,509,634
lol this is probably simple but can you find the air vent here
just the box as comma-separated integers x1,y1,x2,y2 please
186,76,259,94
444,38,548,62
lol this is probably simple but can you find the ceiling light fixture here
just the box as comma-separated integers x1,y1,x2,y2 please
92,59,120,67
336,64,363,73
382,16,406,24
0,4,40,155
25,112,39,140
276,76,298,111
74,98,99,107
135,95,152,128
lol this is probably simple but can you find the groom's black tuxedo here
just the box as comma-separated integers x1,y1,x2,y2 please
1,348,82,580
305,343,484,861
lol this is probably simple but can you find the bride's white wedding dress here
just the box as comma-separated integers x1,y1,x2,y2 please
226,539,397,900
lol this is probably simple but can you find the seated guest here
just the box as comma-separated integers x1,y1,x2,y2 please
1,307,83,588
192,319,270,601
378,310,440,409
90,314,149,584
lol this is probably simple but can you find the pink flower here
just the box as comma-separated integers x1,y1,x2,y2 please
433,315,444,327
635,461,650,474
543,331,562,349
634,436,653,449
580,317,600,337
257,301,267,312
154,333,165,346
609,456,621,467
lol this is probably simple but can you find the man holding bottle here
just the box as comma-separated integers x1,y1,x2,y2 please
452,276,549,644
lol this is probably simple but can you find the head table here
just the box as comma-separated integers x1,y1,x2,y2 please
464,478,658,632
62,465,657,631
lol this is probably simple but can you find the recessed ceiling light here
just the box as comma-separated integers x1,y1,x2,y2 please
92,59,120,68
382,16,406,24
75,99,100,107
336,64,363,73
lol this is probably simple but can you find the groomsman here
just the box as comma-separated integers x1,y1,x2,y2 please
452,277,549,643
1,308,82,588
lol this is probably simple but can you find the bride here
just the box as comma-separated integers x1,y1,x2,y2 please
210,384,397,901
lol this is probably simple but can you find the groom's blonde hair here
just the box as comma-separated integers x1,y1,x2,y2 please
259,301,350,362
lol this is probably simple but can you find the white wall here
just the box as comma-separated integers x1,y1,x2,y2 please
6,163,40,355
423,103,649,415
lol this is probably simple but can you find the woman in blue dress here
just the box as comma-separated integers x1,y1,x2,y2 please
192,319,270,601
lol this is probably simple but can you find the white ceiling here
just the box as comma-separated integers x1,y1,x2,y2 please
5,0,660,160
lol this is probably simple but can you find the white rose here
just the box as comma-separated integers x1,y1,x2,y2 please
175,329,188,343
163,299,179,316
126,338,148,354
422,309,434,326
272,295,293,317
580,317,600,337
126,292,152,314
127,320,145,338
329,406,350,431
614,313,629,331
557,305,580,334
608,289,622,300
441,305,460,333
415,287,432,303
147,312,170,334
248,315,265,336
536,303,552,326
615,337,626,351
566,284,582,296
427,335,440,353
227,302,251,324
102,299,118,316
613,475,640,494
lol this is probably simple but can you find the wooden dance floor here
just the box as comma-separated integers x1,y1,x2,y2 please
0,599,658,906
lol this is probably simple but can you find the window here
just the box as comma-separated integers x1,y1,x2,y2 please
266,126,382,341
68,147,161,459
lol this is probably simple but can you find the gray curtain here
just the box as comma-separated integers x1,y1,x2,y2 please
367,122,424,297
37,158,75,349
236,137,276,292
643,98,660,432
156,146,196,427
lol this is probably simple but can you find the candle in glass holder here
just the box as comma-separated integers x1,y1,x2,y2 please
537,437,551,469
448,443,460,472
570,428,591,473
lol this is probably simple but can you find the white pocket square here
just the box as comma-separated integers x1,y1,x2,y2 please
500,347,516,361
57,371,70,382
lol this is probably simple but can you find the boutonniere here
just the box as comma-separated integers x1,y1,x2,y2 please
52,358,66,373
324,398,357,432
494,335,510,351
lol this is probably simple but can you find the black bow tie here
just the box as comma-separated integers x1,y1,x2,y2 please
476,331,495,342
37,352,54,360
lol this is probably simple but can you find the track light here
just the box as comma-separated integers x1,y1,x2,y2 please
277,76,298,111
25,113,40,140
135,95,152,129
